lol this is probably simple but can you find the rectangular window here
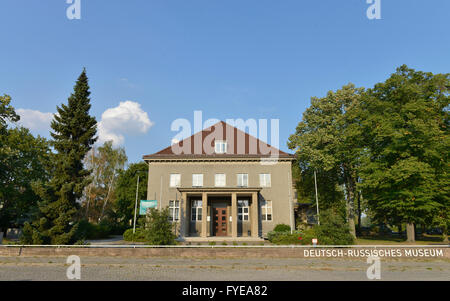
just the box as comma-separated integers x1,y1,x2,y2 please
261,200,272,221
259,173,271,187
215,174,226,187
215,140,227,154
192,174,203,187
191,200,203,221
237,173,248,187
170,174,181,187
238,200,249,221
169,200,180,222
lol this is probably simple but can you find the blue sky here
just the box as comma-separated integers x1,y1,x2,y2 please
1,0,449,164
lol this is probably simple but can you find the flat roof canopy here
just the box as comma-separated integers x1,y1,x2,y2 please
177,187,262,193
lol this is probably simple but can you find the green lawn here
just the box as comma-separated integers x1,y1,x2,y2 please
0,238,17,245
356,234,447,245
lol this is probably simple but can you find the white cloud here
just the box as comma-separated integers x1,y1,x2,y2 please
15,101,153,147
16,109,54,133
97,100,153,146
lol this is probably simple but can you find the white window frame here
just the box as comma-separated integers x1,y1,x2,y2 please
237,173,248,187
215,140,227,154
259,173,271,187
170,174,181,188
237,200,249,222
191,200,203,221
192,174,203,187
261,200,272,221
169,200,180,222
215,173,226,187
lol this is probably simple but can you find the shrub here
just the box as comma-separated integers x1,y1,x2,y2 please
75,219,115,240
20,222,35,244
268,230,303,245
123,228,148,242
273,224,291,232
20,221,48,245
313,209,354,245
145,208,177,245
75,220,95,240
267,209,354,245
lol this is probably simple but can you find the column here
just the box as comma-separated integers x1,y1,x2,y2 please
251,192,259,238
181,192,188,237
231,192,238,238
201,192,208,238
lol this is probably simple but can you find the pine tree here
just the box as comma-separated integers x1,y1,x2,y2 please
24,69,97,244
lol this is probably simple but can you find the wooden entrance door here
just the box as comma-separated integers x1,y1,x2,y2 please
213,207,228,236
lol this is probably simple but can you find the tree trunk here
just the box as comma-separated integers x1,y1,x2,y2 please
357,191,362,236
99,174,115,222
344,171,357,239
406,223,415,242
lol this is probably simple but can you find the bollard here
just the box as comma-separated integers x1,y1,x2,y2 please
0,232,3,244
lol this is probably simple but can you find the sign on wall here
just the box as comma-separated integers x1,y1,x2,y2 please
139,200,158,215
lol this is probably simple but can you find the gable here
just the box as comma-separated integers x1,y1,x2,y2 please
143,121,293,159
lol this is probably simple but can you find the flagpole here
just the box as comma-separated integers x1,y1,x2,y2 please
133,175,140,234
314,170,320,225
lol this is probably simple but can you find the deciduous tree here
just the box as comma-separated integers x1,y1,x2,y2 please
288,84,365,238
359,65,449,242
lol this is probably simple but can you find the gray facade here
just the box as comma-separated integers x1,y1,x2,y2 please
143,121,296,238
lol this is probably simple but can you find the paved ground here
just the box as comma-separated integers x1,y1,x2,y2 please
0,256,448,281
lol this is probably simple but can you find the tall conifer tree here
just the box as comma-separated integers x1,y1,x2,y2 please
23,69,97,244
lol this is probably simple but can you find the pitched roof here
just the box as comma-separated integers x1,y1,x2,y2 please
143,121,294,160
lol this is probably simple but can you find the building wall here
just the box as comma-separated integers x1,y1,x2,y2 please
146,160,295,236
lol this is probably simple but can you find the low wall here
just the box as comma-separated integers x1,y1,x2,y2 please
0,245,448,260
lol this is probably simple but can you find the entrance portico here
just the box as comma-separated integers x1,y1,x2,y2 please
178,187,261,238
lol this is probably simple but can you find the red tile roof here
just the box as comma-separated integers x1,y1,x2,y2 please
143,121,294,159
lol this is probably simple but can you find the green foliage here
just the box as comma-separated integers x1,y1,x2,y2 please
268,209,354,245
114,162,148,225
1,95,51,236
75,219,123,240
0,127,51,233
273,224,291,232
82,141,127,223
268,231,303,245
313,209,355,245
20,222,35,244
122,209,176,245
123,228,148,242
145,208,176,245
359,65,449,241
0,94,19,130
288,84,366,238
26,69,97,245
